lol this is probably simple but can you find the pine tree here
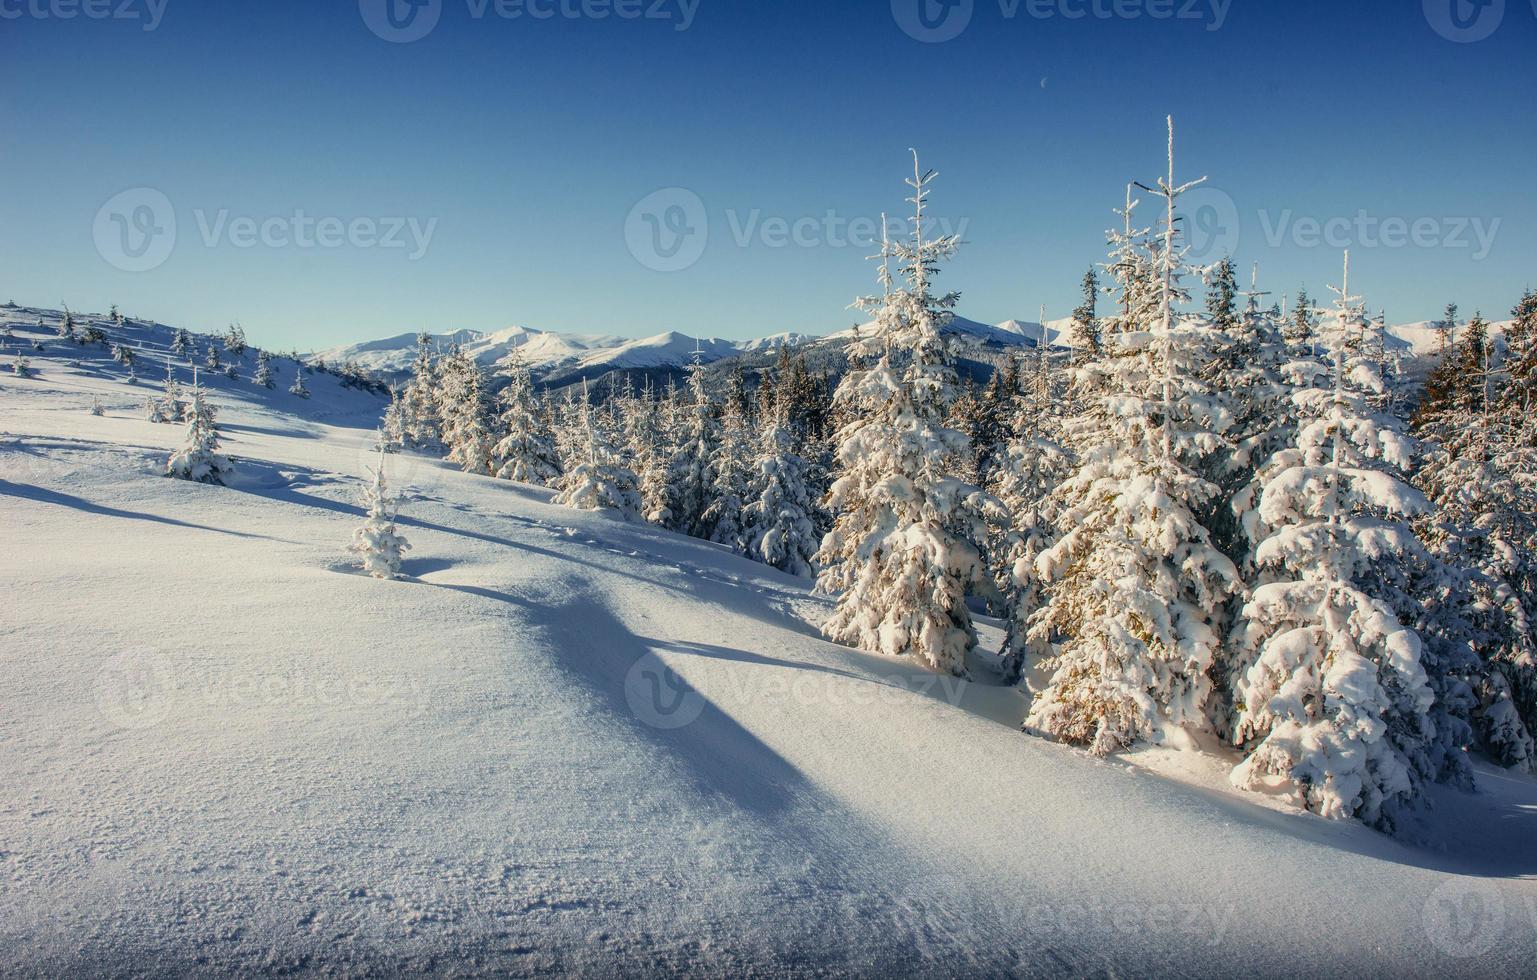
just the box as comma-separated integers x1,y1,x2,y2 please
205,344,221,371
491,351,561,485
991,358,1074,684
350,451,411,580
253,350,276,389
1024,121,1239,753
109,304,124,327
553,383,642,517
172,328,191,360
704,375,754,552
1229,253,1445,829
111,343,137,380
1286,287,1319,352
288,368,311,399
224,322,247,358
1435,302,1459,357
1072,266,1102,357
10,349,30,378
394,334,442,447
1204,257,1239,331
436,348,497,475
815,155,999,676
147,360,181,423
1101,185,1158,337
166,376,233,484
1414,301,1537,772
657,367,722,537
744,407,820,577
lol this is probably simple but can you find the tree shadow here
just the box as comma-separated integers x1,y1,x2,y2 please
0,479,295,544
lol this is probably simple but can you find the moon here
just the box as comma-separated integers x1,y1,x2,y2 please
1040,77,1048,89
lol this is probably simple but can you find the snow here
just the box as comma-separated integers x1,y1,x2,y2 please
4,307,1537,973
313,325,818,385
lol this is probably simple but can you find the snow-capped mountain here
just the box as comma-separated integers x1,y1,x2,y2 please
315,312,1497,388
312,325,819,385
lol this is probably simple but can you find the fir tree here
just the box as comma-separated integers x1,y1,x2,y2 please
744,407,820,577
351,452,411,580
253,350,276,389
436,348,497,475
172,328,191,360
491,352,561,485
1204,257,1239,331
166,376,233,484
288,368,311,399
553,383,642,517
816,156,999,676
1024,121,1239,752
1229,253,1446,829
1072,266,1102,357
224,322,247,358
657,367,722,537
704,376,754,552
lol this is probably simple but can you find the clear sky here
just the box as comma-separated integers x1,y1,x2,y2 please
3,0,1534,350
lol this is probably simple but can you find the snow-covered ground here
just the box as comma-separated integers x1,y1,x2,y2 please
4,310,1537,975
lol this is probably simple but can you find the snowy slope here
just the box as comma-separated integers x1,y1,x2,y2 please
4,313,1537,975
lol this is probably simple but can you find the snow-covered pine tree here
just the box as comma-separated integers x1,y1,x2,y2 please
58,308,77,342
992,346,1074,685
224,322,247,358
1286,287,1319,353
815,154,999,676
205,344,221,371
553,381,641,517
392,334,441,447
253,350,276,389
288,367,311,398
172,328,191,360
436,347,497,475
1072,266,1102,358
703,370,753,552
1023,119,1240,753
657,366,722,537
744,400,820,577
166,373,233,484
350,451,411,580
1229,252,1448,829
491,351,561,485
109,304,124,327
10,349,30,377
1205,257,1239,332
1100,184,1159,338
148,358,182,423
1413,303,1537,771
111,343,137,380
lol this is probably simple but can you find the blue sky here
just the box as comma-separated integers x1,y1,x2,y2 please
2,0,1534,349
